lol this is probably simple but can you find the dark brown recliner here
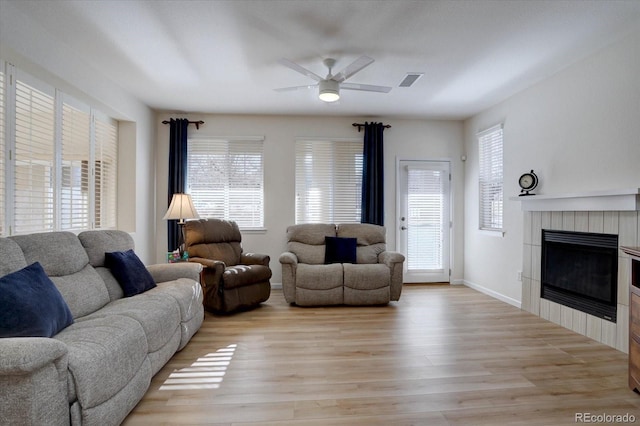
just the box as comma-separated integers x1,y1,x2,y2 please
183,218,271,314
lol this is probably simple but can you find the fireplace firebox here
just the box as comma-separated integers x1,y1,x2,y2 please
541,229,618,322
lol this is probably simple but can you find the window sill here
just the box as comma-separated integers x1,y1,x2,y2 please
240,228,267,234
479,229,505,237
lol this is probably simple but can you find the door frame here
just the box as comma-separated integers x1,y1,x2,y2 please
395,157,452,283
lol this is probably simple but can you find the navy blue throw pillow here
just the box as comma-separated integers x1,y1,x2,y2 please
325,236,357,264
0,262,74,338
105,249,156,297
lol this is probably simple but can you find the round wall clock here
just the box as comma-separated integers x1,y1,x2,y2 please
518,170,538,196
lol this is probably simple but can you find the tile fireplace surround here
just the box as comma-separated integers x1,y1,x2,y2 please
516,189,640,354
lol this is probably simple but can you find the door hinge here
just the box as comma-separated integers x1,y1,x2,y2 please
449,268,451,276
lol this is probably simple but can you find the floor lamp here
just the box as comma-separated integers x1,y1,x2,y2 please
163,193,200,259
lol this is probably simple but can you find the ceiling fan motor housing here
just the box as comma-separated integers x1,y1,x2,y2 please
319,79,340,102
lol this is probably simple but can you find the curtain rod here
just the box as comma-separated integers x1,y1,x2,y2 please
352,122,391,132
162,120,205,130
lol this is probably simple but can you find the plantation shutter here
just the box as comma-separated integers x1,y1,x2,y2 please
187,137,264,229
478,124,504,231
60,95,91,230
406,166,445,270
14,73,55,234
95,113,118,229
295,139,362,224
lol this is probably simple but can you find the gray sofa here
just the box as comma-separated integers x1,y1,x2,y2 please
0,230,204,426
280,223,405,306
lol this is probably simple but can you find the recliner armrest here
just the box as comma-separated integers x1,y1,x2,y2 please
241,252,270,266
378,251,405,267
279,251,298,265
189,257,226,270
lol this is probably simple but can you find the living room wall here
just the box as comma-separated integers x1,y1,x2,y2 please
155,114,465,284
463,27,640,305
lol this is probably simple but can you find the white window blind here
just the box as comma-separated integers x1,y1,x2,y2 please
14,74,56,234
60,96,91,230
0,68,5,236
94,114,118,229
1,65,119,236
407,166,445,270
295,139,362,224
187,137,264,229
478,124,504,231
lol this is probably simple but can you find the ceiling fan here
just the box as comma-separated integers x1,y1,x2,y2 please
275,55,392,102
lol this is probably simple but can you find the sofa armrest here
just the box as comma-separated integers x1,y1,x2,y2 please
146,262,203,283
379,251,405,267
279,251,298,265
0,337,68,374
0,338,70,425
241,252,270,266
279,252,298,303
379,251,405,301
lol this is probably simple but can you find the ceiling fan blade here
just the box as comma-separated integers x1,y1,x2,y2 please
332,56,375,82
341,82,392,93
278,58,323,82
274,84,317,92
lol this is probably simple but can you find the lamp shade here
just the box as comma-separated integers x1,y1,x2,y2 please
163,193,200,224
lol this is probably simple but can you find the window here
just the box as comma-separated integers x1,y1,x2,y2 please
295,138,362,224
478,124,504,231
187,137,264,229
0,64,118,236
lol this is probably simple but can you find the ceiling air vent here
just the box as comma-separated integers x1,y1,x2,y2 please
399,73,424,87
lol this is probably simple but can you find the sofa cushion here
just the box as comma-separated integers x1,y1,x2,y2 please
11,232,110,318
0,262,74,338
286,223,337,264
54,315,149,410
11,232,89,276
296,263,343,290
105,250,156,297
337,223,387,264
325,237,357,264
0,237,28,276
78,230,134,268
343,263,390,290
84,294,180,353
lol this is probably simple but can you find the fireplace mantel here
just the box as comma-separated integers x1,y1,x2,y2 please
510,188,640,212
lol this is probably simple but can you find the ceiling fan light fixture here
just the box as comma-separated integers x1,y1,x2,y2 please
318,80,340,102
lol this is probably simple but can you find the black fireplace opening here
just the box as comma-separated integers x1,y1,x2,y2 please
541,229,618,322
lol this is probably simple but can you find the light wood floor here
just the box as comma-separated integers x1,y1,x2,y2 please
123,285,640,425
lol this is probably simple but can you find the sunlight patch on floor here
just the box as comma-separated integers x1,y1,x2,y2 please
159,344,237,391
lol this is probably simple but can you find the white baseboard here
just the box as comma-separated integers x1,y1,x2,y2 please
271,282,282,289
463,279,522,309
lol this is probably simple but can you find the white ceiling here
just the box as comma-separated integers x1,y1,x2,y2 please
7,0,640,119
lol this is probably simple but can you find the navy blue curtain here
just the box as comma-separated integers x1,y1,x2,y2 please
167,118,189,251
361,122,385,225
